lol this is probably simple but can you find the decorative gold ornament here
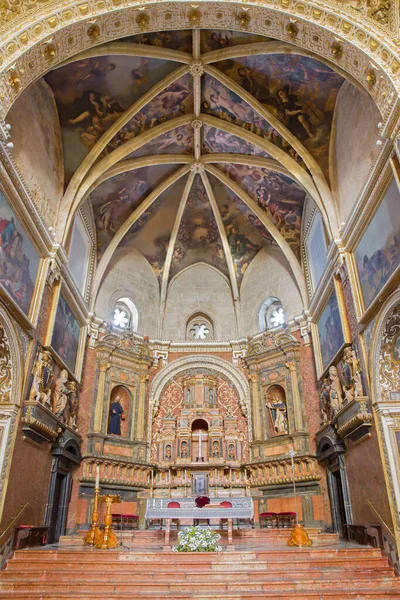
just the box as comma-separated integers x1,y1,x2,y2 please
286,22,299,38
7,68,20,89
288,524,313,547
237,11,251,28
136,12,149,30
43,42,57,62
330,42,343,60
188,8,201,25
367,1,390,25
87,24,100,43
365,68,377,88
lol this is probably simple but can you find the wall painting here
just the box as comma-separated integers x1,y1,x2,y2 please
354,176,400,310
316,288,345,372
51,293,81,375
0,190,40,317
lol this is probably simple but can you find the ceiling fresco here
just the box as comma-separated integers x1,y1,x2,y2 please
200,30,272,53
170,175,229,280
209,174,275,283
118,178,186,281
45,55,179,184
217,163,306,257
90,164,179,257
107,75,193,154
39,28,350,297
127,124,194,159
214,54,344,178
202,125,268,157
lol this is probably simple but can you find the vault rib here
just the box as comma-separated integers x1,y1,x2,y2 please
158,171,196,337
90,165,191,311
205,164,308,309
200,153,291,176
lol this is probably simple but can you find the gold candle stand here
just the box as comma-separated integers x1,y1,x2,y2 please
95,494,121,550
84,486,102,546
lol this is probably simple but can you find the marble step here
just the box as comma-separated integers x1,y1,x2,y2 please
1,592,400,600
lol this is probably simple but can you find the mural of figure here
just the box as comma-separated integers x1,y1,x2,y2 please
108,394,125,435
276,85,323,139
266,387,289,435
328,366,343,416
180,440,188,458
52,369,71,421
29,350,53,407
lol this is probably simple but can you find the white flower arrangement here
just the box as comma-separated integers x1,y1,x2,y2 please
174,526,222,552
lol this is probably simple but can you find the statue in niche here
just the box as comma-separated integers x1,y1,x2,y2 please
266,387,288,435
228,443,236,460
341,346,363,401
108,394,125,435
165,445,172,461
185,387,191,406
52,369,71,421
30,350,53,406
67,381,79,430
208,387,215,405
180,440,188,458
212,440,220,458
328,366,344,416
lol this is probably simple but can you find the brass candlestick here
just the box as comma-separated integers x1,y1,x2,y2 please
84,486,102,546
96,494,121,550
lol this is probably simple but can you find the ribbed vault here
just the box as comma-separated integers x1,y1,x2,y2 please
40,28,351,316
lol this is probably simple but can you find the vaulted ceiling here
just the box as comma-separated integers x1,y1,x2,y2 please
43,28,346,304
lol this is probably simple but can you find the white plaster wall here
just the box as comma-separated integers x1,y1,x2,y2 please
7,79,63,229
330,81,381,224
162,263,238,341
95,247,160,337
240,247,304,336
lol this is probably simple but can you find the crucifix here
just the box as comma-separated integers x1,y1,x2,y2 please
193,430,205,462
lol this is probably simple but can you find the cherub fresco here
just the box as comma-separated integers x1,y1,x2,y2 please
200,30,271,53
123,30,193,54
202,125,268,157
128,125,194,159
214,54,344,178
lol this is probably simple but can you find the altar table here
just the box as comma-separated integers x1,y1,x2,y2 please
145,497,254,546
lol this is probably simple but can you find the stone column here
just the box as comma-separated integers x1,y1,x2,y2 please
136,374,148,441
93,362,109,433
286,361,305,432
250,372,263,441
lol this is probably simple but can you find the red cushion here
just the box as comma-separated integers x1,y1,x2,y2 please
220,501,232,508
259,512,277,517
122,514,139,519
112,513,123,518
278,512,296,516
167,502,180,508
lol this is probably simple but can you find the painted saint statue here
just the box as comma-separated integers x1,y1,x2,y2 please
108,395,125,435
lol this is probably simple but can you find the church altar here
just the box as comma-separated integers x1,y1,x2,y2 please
145,497,253,545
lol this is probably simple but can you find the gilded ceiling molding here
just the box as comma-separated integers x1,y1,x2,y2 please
0,2,399,135
63,113,194,241
61,64,190,220
205,163,309,308
158,171,195,337
147,353,252,460
205,65,339,236
200,170,240,302
89,164,192,311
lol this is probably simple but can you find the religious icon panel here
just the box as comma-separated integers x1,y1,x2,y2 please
51,292,81,375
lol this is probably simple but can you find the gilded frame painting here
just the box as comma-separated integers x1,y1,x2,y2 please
0,188,41,320
315,286,346,375
354,163,400,315
304,208,328,294
50,290,82,377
